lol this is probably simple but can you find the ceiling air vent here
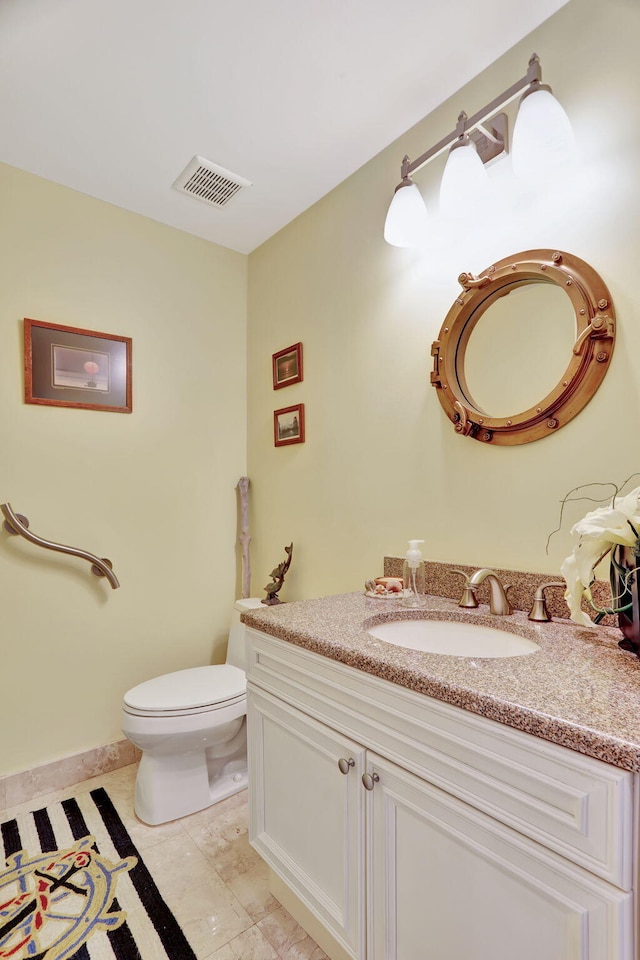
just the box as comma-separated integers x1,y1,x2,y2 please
172,156,252,208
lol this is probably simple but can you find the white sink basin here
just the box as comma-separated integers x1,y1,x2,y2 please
367,618,539,658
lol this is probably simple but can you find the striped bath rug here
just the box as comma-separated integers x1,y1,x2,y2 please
0,787,197,960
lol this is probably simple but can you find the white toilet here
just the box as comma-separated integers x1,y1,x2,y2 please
121,597,263,825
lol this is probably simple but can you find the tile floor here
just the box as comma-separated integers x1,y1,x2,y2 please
0,762,328,960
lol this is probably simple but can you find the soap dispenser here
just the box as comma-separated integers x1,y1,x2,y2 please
402,540,427,608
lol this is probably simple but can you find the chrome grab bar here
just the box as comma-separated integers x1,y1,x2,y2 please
1,502,120,589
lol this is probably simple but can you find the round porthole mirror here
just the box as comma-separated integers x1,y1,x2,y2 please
430,249,616,445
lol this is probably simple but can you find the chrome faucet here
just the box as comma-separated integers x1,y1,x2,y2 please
468,568,512,616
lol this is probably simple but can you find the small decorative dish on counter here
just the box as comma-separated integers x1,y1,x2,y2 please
364,577,405,599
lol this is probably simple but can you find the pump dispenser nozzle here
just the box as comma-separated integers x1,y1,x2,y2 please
406,540,424,568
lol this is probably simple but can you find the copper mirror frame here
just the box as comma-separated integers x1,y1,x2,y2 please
430,249,616,445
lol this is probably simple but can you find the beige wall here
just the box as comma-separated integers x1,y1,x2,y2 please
3,0,638,778
0,164,247,777
247,0,640,602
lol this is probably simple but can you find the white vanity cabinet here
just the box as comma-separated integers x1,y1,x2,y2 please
248,687,366,957
246,628,636,960
366,753,631,960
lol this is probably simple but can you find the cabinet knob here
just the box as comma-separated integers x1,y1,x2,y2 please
338,757,355,775
362,772,380,791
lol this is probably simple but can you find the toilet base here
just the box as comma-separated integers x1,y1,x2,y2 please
134,757,248,825
134,757,249,827
132,717,248,825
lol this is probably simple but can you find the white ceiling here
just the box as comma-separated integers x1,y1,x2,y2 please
0,0,568,254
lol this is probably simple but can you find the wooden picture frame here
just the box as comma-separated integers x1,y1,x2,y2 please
272,342,303,389
274,403,305,447
24,318,132,413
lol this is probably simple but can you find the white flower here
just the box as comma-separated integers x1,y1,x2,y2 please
560,485,640,626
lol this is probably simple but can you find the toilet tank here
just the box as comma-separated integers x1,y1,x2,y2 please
226,598,264,671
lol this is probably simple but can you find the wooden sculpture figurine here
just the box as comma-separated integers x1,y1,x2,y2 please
262,543,293,605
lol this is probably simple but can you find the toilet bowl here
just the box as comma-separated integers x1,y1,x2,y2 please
122,597,263,825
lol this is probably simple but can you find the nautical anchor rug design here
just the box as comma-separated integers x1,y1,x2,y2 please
0,787,197,960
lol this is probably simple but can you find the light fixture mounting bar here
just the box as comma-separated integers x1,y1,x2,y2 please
471,113,508,164
403,54,543,179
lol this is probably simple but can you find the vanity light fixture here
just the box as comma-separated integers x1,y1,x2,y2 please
383,54,574,247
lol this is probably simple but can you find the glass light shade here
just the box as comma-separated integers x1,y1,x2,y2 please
383,181,429,247
511,87,575,179
439,139,489,217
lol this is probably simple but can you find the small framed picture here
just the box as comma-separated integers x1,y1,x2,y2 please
272,342,303,390
24,318,132,413
274,403,305,447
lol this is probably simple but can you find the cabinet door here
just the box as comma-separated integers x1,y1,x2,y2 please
248,685,366,959
366,754,633,960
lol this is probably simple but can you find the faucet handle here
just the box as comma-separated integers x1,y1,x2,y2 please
452,570,479,609
528,581,566,622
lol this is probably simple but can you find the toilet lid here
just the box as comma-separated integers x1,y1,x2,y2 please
123,665,246,714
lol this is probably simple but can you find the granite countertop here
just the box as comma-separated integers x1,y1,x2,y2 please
242,592,640,772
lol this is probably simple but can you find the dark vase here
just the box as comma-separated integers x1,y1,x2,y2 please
611,544,640,656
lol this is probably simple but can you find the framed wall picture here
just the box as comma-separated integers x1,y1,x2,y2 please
274,403,305,447
24,318,132,413
272,342,303,389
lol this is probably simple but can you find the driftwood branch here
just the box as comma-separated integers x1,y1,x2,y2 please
236,477,251,598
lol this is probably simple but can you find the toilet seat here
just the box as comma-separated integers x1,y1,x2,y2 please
123,664,246,718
